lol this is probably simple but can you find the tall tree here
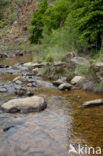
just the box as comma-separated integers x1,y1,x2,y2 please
70,0,103,50
29,0,48,43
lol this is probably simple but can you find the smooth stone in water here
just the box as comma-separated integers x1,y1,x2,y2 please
0,87,8,93
82,99,103,108
1,96,47,113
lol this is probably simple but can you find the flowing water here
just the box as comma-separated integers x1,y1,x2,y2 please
0,54,103,156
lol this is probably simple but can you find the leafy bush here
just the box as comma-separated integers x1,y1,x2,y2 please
29,0,69,43
43,0,69,31
29,0,48,43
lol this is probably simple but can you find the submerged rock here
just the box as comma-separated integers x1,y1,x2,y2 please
82,99,103,108
58,83,71,90
1,96,47,113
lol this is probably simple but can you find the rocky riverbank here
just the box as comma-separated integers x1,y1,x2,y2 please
21,55,103,93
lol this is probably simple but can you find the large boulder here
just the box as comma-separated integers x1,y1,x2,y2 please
71,76,85,85
1,96,47,113
70,57,90,69
82,99,103,108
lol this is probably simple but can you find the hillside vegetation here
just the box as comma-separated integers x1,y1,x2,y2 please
29,0,103,62
0,0,38,44
0,0,103,62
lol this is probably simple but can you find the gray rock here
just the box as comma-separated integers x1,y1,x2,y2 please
71,76,85,85
23,62,48,69
13,76,26,84
0,87,8,93
82,80,94,91
82,99,103,108
0,53,8,59
27,82,37,87
92,62,103,81
53,77,66,86
70,57,90,68
0,65,9,68
58,83,71,90
32,68,39,74
1,96,47,113
54,61,66,66
15,87,26,96
15,50,23,56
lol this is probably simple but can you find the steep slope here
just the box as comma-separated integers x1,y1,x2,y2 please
0,0,38,45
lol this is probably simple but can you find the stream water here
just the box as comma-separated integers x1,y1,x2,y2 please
0,54,103,156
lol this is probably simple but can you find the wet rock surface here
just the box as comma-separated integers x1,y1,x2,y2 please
82,99,103,108
0,87,8,93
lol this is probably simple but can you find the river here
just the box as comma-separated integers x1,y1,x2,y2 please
0,53,103,156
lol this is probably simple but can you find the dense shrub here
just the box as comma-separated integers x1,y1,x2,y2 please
29,0,69,43
29,0,48,43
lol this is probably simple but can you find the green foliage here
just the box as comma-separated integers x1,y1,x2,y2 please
69,0,103,50
8,13,17,23
75,65,89,76
43,0,69,31
29,0,48,43
45,55,53,62
0,0,9,7
29,0,69,43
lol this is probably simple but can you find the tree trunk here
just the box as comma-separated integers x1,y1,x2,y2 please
97,32,102,50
